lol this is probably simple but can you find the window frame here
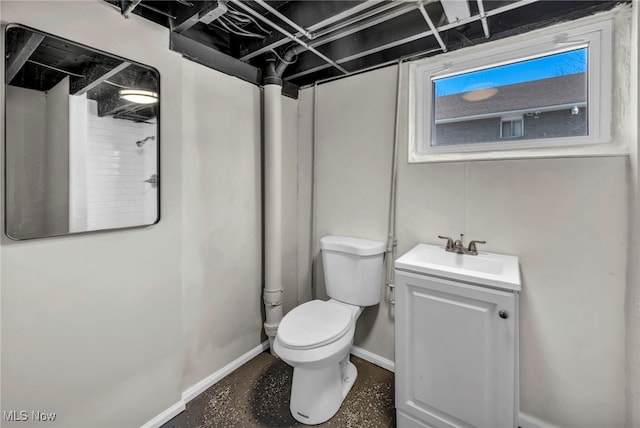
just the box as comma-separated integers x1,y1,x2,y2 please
410,18,613,162
500,116,524,139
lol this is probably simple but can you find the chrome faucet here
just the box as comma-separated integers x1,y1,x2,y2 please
438,235,455,252
453,234,466,254
438,234,486,255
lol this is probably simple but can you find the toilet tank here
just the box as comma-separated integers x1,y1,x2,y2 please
320,236,386,306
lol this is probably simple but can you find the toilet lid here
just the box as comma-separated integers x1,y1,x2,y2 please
277,300,352,350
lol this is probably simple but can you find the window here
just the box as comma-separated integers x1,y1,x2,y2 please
410,18,613,162
501,117,524,139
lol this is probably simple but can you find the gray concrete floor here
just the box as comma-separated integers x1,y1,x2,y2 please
162,351,395,427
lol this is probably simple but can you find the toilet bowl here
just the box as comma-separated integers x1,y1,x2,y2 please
273,299,362,425
273,235,386,425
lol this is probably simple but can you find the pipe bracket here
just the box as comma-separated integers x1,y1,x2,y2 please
263,288,284,306
263,321,279,337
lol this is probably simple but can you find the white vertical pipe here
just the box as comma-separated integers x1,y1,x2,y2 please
263,84,284,353
385,61,403,305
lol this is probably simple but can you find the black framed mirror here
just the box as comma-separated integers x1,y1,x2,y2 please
4,24,160,240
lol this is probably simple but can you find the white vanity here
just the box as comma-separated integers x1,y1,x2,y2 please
394,243,521,428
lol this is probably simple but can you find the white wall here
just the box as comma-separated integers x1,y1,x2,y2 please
310,69,396,356
282,96,303,313
1,2,303,426
5,79,71,239
43,77,70,236
180,58,264,390
1,2,184,427
5,85,47,238
300,7,631,427
0,1,274,427
627,2,640,427
296,89,314,306
3,2,633,428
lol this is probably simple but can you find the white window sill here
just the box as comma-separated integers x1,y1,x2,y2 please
408,140,629,163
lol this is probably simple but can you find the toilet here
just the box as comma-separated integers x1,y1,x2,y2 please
273,235,386,425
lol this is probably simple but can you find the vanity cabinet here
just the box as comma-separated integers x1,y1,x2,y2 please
395,269,519,428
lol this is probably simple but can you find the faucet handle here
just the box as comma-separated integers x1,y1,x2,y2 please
438,235,455,251
467,240,486,255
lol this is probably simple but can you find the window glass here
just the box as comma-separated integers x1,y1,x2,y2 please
431,48,588,147
501,118,524,139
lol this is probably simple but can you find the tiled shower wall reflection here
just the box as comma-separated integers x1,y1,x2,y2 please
70,95,157,232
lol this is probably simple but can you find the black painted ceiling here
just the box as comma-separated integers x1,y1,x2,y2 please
109,1,623,93
5,25,159,122
11,0,630,102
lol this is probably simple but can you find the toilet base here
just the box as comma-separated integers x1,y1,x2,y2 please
290,355,357,425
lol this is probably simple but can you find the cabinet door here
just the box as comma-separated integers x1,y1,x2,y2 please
395,271,517,428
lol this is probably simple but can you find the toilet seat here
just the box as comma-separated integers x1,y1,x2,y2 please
277,300,353,350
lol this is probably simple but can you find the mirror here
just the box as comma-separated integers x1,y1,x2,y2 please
4,24,160,240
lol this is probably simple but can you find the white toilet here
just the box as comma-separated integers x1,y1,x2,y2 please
273,235,386,425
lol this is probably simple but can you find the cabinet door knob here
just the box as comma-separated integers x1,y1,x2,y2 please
499,310,509,319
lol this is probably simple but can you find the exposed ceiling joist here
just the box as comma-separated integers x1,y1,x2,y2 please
309,0,389,34
476,0,490,38
26,59,84,78
417,2,447,53
228,0,348,74
170,1,221,33
104,0,625,89
253,0,313,40
123,0,142,18
309,2,427,47
6,23,158,122
6,32,44,83
139,3,176,20
198,1,228,25
240,1,422,62
245,0,435,80
286,0,544,81
311,1,411,40
71,61,131,95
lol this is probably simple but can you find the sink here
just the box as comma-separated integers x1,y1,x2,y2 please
395,243,521,291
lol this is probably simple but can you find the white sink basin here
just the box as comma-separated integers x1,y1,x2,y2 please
395,243,521,291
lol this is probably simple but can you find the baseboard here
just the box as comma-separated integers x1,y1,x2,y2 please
145,341,548,428
350,345,395,373
181,340,269,403
141,341,269,428
519,412,561,428
140,400,185,428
